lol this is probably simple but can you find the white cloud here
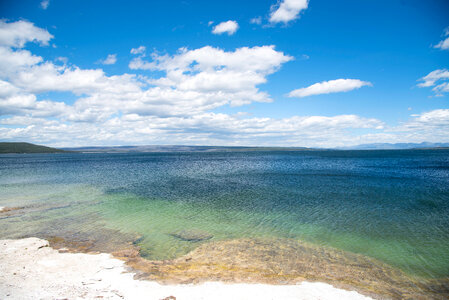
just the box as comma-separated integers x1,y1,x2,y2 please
407,109,449,126
135,45,292,74
128,45,292,109
99,54,117,65
0,47,43,77
375,109,449,143
417,69,449,96
269,0,309,24
434,27,449,51
130,46,146,55
212,20,239,35
128,56,151,70
288,79,372,98
40,0,50,10
250,17,262,25
0,20,53,48
435,37,449,51
327,109,449,146
0,80,20,98
55,56,68,64
0,81,68,118
433,82,449,94
417,69,449,87
11,63,140,95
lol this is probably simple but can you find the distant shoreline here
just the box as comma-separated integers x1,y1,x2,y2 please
2,141,449,154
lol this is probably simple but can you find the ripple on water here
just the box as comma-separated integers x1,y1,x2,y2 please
1,151,449,299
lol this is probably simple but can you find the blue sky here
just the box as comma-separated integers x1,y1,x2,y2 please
0,0,448,147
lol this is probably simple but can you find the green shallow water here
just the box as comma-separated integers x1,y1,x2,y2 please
98,191,449,280
0,150,448,281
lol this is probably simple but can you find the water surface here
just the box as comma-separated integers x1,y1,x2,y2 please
1,150,448,282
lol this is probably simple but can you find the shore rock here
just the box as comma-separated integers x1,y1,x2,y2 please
0,237,374,300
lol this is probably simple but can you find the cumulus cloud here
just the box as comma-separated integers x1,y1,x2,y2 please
129,45,292,109
40,0,50,10
417,69,449,96
130,46,146,55
98,54,117,65
133,45,292,74
11,63,140,95
0,47,43,77
288,79,372,98
212,20,239,35
0,20,53,48
434,27,449,51
269,0,309,24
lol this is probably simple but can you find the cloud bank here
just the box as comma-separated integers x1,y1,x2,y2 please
0,20,447,148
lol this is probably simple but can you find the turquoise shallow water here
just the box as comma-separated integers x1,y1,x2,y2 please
0,150,448,280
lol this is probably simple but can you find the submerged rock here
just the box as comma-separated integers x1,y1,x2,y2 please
133,235,145,245
170,229,213,242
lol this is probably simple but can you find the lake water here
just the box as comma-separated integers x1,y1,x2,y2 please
1,150,448,293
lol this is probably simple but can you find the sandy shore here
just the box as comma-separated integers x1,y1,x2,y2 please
0,237,373,300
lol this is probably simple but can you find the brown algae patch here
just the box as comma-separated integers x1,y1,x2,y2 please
113,238,449,300
170,229,214,242
0,206,24,216
45,229,142,255
0,202,78,220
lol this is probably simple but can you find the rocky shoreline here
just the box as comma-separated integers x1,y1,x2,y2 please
0,237,376,300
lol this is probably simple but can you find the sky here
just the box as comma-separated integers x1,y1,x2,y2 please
0,0,448,147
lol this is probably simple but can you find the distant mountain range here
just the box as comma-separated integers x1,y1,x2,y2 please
65,142,449,152
63,145,315,153
336,142,449,150
1,142,448,154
